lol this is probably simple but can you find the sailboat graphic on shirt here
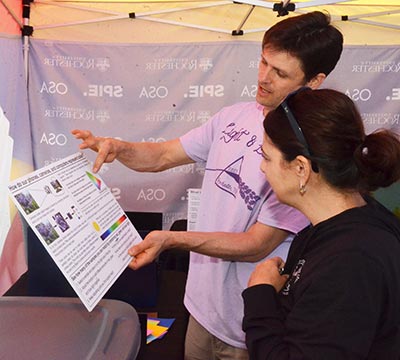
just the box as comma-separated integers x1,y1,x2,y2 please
215,156,243,197
214,156,260,211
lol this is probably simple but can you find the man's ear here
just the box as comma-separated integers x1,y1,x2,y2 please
307,73,326,90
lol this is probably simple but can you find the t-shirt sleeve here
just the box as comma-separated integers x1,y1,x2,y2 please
180,110,220,163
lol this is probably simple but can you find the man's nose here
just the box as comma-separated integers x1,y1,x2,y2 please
259,66,272,83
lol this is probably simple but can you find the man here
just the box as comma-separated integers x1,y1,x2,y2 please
72,11,343,359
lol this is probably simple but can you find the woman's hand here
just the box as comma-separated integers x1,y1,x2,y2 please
247,256,289,292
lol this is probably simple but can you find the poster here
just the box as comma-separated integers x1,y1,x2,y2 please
8,152,141,311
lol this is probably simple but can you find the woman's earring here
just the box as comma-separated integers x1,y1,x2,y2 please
299,183,306,196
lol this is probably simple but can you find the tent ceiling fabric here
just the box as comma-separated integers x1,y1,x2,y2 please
27,0,400,44
0,0,23,34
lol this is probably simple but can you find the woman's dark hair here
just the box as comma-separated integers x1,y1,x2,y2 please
262,11,343,81
264,88,400,193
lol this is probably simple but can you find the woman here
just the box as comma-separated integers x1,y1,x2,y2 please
242,88,400,359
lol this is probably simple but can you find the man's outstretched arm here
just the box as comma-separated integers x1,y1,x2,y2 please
71,129,194,173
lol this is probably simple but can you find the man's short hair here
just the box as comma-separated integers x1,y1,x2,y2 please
263,11,343,81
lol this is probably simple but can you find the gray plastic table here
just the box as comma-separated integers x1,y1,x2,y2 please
0,296,141,360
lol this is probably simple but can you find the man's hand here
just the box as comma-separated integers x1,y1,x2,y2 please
71,129,119,173
247,256,288,292
128,230,171,270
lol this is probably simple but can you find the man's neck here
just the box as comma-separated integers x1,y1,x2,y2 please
263,107,273,117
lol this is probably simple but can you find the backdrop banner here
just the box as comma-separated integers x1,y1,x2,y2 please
27,40,400,228
27,41,400,227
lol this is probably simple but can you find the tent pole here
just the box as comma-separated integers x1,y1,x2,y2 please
22,0,33,86
232,4,255,36
23,32,29,85
349,18,400,31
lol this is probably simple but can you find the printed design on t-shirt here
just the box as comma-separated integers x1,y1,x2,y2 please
207,156,261,211
281,259,305,296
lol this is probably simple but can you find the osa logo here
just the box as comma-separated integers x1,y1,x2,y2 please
345,88,372,102
240,85,257,98
139,86,168,99
141,137,166,143
40,132,68,146
137,188,166,201
40,81,68,95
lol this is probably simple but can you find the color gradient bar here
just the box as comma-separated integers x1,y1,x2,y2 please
100,214,126,240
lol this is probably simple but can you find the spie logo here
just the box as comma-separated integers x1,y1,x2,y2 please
387,88,400,101
184,85,224,98
84,85,123,97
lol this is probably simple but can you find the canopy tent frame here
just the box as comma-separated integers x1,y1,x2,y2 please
0,0,30,82
343,9,400,30
3,0,400,92
27,0,400,36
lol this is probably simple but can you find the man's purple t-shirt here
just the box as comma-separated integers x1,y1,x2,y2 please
180,101,309,348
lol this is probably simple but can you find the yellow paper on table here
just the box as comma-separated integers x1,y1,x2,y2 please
147,323,168,338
